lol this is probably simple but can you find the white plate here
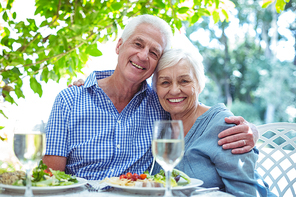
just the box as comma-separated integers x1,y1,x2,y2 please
106,178,203,194
0,177,87,193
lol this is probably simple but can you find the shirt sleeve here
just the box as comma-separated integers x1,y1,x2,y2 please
208,112,269,196
45,90,72,157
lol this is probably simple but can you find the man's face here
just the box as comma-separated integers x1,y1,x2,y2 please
116,23,166,85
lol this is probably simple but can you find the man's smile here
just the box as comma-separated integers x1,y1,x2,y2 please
131,61,145,70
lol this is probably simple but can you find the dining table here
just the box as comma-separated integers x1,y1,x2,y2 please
0,179,235,197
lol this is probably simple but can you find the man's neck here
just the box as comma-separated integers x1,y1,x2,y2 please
97,74,143,113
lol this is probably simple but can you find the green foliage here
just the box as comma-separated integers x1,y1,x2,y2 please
0,0,236,127
0,0,289,129
186,0,295,124
262,0,290,13
230,101,262,125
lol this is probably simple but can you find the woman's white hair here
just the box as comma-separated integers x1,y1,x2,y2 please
152,48,205,93
121,14,173,52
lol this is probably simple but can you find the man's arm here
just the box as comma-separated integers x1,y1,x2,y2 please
42,155,67,171
218,116,259,154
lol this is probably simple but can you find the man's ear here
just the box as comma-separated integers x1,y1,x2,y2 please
116,38,123,55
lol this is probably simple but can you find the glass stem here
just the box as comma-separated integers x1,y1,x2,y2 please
24,168,34,197
164,169,173,197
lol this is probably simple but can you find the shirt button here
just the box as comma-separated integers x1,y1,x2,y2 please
110,169,114,172
117,144,120,149
117,120,121,124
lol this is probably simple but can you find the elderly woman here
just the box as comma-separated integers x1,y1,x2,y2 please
151,48,276,197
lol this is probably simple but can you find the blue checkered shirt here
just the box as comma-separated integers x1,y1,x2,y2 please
45,70,169,180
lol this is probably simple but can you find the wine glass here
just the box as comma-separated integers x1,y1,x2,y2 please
13,131,46,197
152,120,184,197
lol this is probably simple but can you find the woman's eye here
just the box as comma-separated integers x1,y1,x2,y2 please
135,42,141,47
181,79,189,83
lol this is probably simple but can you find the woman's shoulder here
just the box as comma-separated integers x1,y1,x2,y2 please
191,103,235,136
199,103,233,123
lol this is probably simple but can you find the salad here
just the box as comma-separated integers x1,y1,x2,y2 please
103,169,191,187
11,161,78,187
147,169,191,187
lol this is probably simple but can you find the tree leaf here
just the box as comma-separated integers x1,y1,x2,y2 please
14,85,25,99
79,52,89,63
178,7,190,14
2,11,8,22
221,9,229,22
6,0,13,9
262,1,273,8
85,43,102,57
12,12,16,19
2,90,15,104
62,36,68,51
215,0,219,9
175,19,182,30
275,0,286,13
29,77,43,97
111,2,123,11
0,110,8,119
191,13,200,24
41,67,49,83
212,10,220,23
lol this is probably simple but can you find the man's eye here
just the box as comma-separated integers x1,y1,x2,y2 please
161,81,169,85
135,42,141,47
150,51,158,58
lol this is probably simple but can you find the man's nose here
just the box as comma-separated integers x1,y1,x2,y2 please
138,48,149,61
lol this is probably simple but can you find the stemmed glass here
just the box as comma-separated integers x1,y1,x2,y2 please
13,131,46,197
152,120,184,197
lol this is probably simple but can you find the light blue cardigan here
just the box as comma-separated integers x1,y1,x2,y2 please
152,103,276,197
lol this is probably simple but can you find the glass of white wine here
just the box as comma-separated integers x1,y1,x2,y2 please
13,131,46,197
152,120,184,197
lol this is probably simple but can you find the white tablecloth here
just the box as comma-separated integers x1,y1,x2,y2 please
0,180,235,197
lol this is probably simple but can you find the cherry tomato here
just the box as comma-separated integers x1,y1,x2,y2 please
119,175,127,179
44,169,53,177
140,174,147,180
126,172,132,179
132,173,140,180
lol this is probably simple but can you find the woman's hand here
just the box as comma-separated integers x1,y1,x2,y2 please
68,79,85,88
218,116,259,154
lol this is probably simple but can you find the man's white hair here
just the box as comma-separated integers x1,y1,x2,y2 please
121,14,173,52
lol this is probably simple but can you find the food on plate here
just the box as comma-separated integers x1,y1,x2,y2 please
102,169,191,188
0,160,78,187
0,171,26,185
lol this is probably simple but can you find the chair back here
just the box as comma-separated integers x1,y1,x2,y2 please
256,122,296,197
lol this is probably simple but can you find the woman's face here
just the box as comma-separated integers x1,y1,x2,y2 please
156,59,200,118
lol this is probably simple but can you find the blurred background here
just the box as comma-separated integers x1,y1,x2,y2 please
0,0,295,170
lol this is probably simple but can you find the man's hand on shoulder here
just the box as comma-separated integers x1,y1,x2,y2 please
68,79,85,88
218,116,259,154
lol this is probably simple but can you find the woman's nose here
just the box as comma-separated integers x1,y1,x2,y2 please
169,83,181,94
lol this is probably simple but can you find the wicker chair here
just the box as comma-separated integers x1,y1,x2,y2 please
256,122,296,197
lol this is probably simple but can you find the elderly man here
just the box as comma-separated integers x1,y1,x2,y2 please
43,14,257,180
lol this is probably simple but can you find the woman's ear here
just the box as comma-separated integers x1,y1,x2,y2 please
116,38,123,55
